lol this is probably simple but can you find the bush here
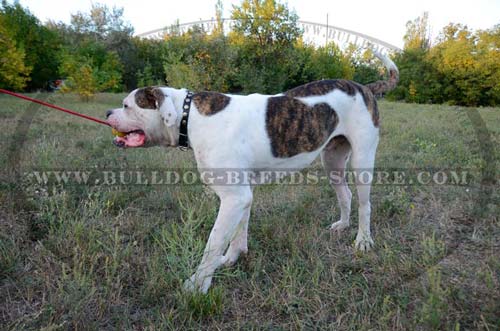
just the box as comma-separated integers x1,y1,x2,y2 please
59,48,122,100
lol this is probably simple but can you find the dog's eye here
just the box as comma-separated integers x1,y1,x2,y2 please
123,104,129,109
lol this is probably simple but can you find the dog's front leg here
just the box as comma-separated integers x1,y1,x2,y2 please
184,187,253,293
223,207,250,267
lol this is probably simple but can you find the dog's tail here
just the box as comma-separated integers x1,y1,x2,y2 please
365,51,399,94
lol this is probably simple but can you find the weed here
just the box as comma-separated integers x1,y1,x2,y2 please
182,287,225,319
0,235,18,279
418,267,449,330
421,232,446,268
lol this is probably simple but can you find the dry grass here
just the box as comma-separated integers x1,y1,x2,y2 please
0,92,499,330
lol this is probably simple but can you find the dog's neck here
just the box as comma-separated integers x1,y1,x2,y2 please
160,87,190,147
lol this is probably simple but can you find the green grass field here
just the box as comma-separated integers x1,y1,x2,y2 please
0,93,499,330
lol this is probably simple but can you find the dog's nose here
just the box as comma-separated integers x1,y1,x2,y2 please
106,109,113,118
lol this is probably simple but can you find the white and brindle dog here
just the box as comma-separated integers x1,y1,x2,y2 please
106,52,399,293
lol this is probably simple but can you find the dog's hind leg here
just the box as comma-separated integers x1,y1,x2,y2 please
350,132,379,251
321,135,353,233
184,186,253,293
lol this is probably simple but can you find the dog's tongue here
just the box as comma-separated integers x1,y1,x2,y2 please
113,131,145,147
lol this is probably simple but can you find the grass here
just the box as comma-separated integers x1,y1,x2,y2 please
0,92,499,330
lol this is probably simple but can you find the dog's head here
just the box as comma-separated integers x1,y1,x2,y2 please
106,87,178,148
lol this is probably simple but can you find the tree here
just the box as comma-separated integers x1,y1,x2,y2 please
403,12,431,50
388,47,441,103
345,45,380,85
389,15,500,106
132,38,167,88
428,24,500,106
231,0,301,47
388,13,441,103
0,16,31,90
229,0,303,93
48,3,137,89
303,42,354,81
137,61,164,87
476,25,500,105
59,43,122,100
214,0,224,36
69,3,133,41
429,24,478,105
1,1,62,90
163,27,237,92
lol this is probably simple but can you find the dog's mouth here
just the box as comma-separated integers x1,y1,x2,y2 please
113,130,146,148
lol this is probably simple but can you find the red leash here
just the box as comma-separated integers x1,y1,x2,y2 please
0,89,110,127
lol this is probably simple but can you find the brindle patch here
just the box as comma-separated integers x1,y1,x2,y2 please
324,135,350,152
285,79,364,98
366,68,399,95
285,80,380,127
266,96,338,158
193,92,231,116
359,85,380,127
135,87,165,109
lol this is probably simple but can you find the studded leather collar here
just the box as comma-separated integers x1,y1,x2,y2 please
178,91,193,149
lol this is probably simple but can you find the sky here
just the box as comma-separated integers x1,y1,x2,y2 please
15,0,500,48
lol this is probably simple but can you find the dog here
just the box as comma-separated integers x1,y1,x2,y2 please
106,52,399,293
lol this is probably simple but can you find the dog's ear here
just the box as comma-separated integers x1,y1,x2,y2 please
156,92,177,127
135,87,177,127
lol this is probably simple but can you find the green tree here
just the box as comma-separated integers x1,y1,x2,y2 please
1,1,62,90
163,27,237,92
59,45,122,100
214,0,224,36
476,25,500,105
69,3,133,41
229,0,302,93
429,24,478,105
388,14,440,103
137,62,162,87
303,42,354,81
388,47,441,103
231,0,301,46
346,45,380,85
389,15,500,106
429,24,500,106
48,3,138,89
133,38,167,88
0,16,31,90
403,12,431,50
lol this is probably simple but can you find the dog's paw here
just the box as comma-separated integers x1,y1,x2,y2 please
223,247,247,267
330,220,349,233
354,234,374,252
183,274,212,294
183,275,197,292
222,254,238,267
